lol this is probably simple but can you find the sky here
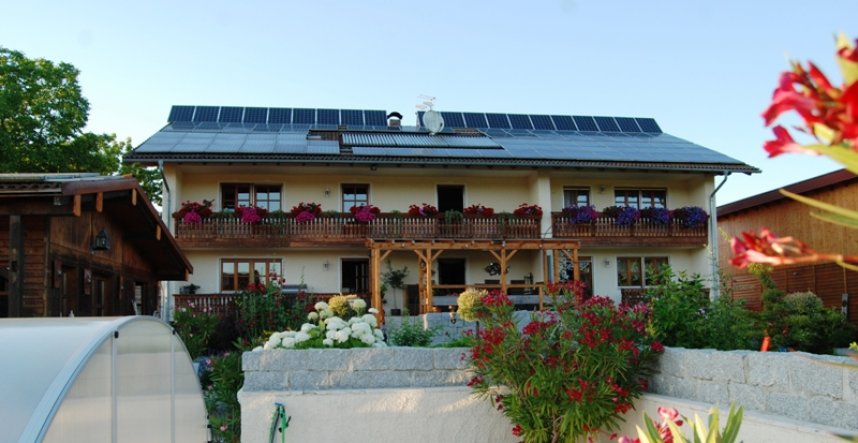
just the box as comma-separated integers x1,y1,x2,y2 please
1,0,856,205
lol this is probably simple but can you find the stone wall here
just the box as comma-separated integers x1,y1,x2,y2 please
650,347,858,430
240,347,858,442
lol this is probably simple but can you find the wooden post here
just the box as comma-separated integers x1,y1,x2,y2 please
95,192,103,212
8,215,23,317
370,247,383,324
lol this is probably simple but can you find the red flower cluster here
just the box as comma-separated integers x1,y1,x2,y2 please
513,203,543,217
762,36,858,156
350,204,380,223
290,202,322,216
408,203,438,217
729,227,821,268
173,200,214,223
235,205,268,224
463,204,494,217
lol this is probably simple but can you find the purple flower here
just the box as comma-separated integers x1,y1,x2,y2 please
615,206,640,226
354,207,376,223
641,207,670,225
672,206,708,228
183,211,202,224
295,211,316,223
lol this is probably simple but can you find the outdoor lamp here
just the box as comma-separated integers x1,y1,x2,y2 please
92,228,110,251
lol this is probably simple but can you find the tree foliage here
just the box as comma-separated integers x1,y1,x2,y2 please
0,47,161,204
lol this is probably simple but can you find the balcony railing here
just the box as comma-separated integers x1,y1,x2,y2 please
550,213,707,246
174,213,542,244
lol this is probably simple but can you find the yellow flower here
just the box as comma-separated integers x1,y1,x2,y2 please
328,295,351,317
457,288,487,322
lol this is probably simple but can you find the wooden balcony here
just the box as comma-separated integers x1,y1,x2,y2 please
173,213,542,249
550,213,708,248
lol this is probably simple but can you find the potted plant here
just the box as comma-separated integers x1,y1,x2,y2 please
602,205,640,225
382,260,409,312
172,199,214,224
291,202,322,223
235,204,268,224
350,204,380,223
463,204,495,217
671,206,708,228
513,203,543,219
561,205,599,224
408,203,438,218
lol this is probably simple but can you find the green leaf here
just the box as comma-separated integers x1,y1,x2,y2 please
814,145,858,175
809,211,858,230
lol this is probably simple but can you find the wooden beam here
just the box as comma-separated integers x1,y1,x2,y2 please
380,250,392,262
131,189,137,206
8,215,23,317
371,248,384,325
155,225,162,241
425,248,434,314
95,192,103,212
73,194,81,217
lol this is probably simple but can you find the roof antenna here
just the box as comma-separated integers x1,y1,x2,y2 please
416,95,444,135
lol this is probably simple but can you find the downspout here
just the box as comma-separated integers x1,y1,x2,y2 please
709,171,731,300
159,160,172,322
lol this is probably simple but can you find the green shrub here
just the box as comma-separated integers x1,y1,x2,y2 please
234,281,307,342
387,310,439,346
172,306,219,359
204,350,244,443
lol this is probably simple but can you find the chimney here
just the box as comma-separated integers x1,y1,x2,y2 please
387,111,403,128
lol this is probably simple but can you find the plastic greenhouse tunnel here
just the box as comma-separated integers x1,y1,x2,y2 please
0,317,208,442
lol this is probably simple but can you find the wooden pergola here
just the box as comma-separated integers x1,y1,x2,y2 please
367,239,581,322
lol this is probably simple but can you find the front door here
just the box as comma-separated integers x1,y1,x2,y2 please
437,185,464,212
341,259,369,294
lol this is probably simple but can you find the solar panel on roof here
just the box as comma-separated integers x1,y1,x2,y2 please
615,117,641,132
168,106,195,122
244,107,268,123
593,116,620,132
268,108,292,124
485,113,511,129
219,107,243,123
293,108,316,124
635,118,662,133
364,110,387,126
170,121,195,130
530,115,555,130
341,110,363,126
463,112,488,128
440,112,465,128
552,115,577,131
508,114,533,130
572,116,598,132
193,106,220,122
196,122,223,130
317,109,340,125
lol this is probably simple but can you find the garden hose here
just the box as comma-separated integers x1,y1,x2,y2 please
268,402,290,443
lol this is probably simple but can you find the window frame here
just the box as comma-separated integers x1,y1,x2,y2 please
616,256,668,288
220,258,283,292
220,183,283,211
563,187,591,207
341,183,370,212
613,188,667,209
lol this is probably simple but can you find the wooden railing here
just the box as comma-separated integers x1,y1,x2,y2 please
174,293,235,318
551,213,707,240
174,213,542,242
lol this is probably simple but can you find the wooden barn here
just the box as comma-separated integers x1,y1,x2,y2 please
0,173,192,317
718,169,858,322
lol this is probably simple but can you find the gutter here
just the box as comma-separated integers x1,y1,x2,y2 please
709,172,730,300
159,160,172,322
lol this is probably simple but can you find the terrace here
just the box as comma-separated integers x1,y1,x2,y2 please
171,212,708,248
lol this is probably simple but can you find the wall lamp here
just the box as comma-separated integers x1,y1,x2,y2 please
324,188,331,197
603,258,611,267
91,228,111,252
323,260,331,271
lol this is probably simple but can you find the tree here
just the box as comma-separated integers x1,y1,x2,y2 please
0,47,161,204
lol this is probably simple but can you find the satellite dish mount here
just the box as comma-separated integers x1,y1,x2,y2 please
416,95,444,135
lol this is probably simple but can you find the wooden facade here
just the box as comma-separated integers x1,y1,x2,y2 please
0,174,192,317
717,169,858,318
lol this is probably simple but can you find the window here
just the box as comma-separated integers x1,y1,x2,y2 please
563,188,590,207
221,259,282,292
560,256,593,299
221,183,282,211
617,256,668,287
614,189,666,209
342,184,369,212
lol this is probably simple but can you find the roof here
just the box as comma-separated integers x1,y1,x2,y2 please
718,169,858,217
125,105,759,175
0,174,192,280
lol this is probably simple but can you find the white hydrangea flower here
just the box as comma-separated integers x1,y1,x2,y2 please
368,307,379,314
314,301,329,311
326,317,347,331
322,338,334,347
373,329,385,340
351,298,367,311
351,322,371,337
326,330,337,340
361,314,378,327
252,346,263,352
307,312,319,321
335,329,351,343
300,323,315,333
281,337,296,348
360,334,376,345
372,341,387,348
295,331,311,343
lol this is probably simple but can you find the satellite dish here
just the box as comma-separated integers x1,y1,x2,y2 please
423,110,444,135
